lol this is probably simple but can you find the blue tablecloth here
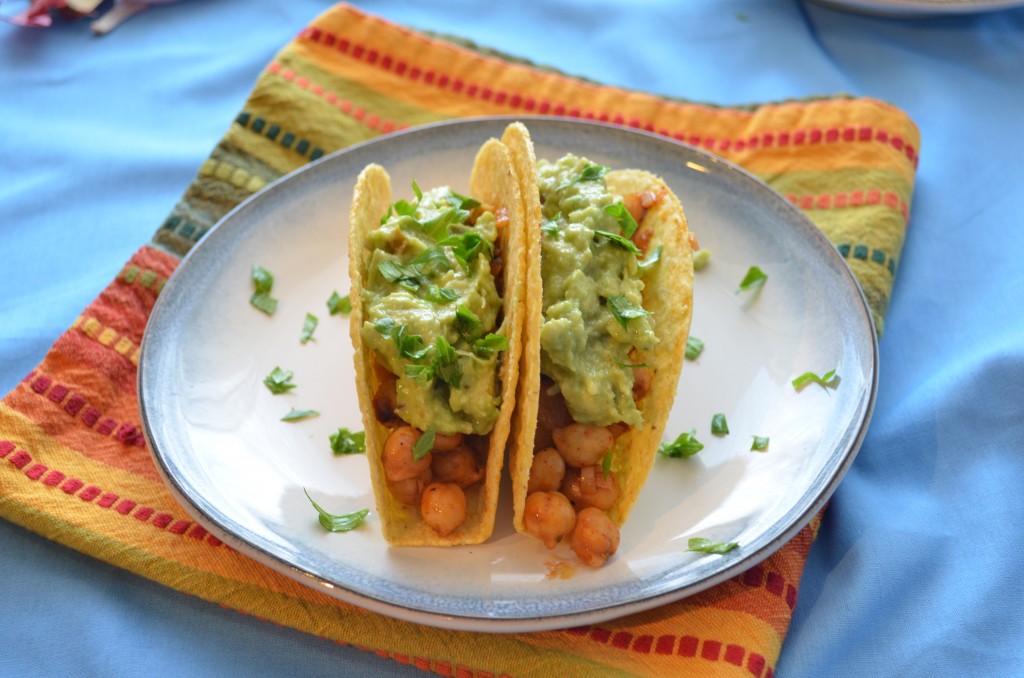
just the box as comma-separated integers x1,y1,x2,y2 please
2,1,1023,675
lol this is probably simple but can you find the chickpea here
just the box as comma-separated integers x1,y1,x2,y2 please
527,447,566,494
552,423,615,468
632,366,652,401
387,471,431,506
382,426,431,481
561,466,620,511
571,507,620,568
523,491,576,549
431,445,484,488
431,431,464,453
420,482,467,537
534,378,573,450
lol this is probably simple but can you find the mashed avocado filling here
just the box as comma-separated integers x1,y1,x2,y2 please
537,154,658,428
360,186,506,435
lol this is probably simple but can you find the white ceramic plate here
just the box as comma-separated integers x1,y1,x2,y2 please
139,117,876,632
807,0,1024,16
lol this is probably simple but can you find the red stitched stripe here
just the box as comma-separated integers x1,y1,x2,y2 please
64,395,86,416
30,376,51,394
656,635,675,654
725,644,745,666
97,492,119,508
25,463,47,480
10,450,31,470
48,384,70,403
678,636,699,657
168,520,191,535
297,27,918,166
702,640,722,661
24,371,146,447
6,441,223,547
785,190,910,221
748,653,767,677
267,61,405,135
611,631,632,649
114,499,137,514
61,478,84,495
79,485,101,502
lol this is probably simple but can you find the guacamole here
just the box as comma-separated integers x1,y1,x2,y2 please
360,186,505,435
537,154,658,427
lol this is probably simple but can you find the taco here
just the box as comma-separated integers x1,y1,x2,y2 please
503,123,695,567
348,133,526,546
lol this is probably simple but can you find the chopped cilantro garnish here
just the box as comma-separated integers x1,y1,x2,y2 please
420,207,470,241
594,229,642,255
737,265,768,293
685,336,704,361
300,312,318,344
424,285,459,304
446,190,480,210
658,429,704,458
412,426,435,461
409,246,452,276
455,305,482,339
688,537,738,554
303,489,369,533
751,436,770,452
329,428,366,455
472,332,508,358
327,291,351,315
791,369,839,390
263,366,296,395
557,162,610,191
378,260,424,291
606,294,652,329
435,231,490,268
603,202,639,238
281,408,320,422
541,220,560,238
637,246,662,275
412,179,423,204
432,336,461,387
373,318,429,360
250,264,278,315
711,413,729,435
601,451,613,476
693,249,711,271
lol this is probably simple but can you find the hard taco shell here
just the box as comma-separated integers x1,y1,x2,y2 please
348,136,526,546
503,125,694,532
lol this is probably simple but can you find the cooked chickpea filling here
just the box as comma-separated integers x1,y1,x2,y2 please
525,383,629,566
525,186,661,566
381,424,485,536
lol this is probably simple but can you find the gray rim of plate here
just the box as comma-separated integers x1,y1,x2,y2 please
139,116,878,632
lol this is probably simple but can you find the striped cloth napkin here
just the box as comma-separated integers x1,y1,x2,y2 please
0,4,919,676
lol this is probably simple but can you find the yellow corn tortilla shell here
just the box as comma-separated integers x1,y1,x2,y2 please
348,135,526,546
504,125,694,531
